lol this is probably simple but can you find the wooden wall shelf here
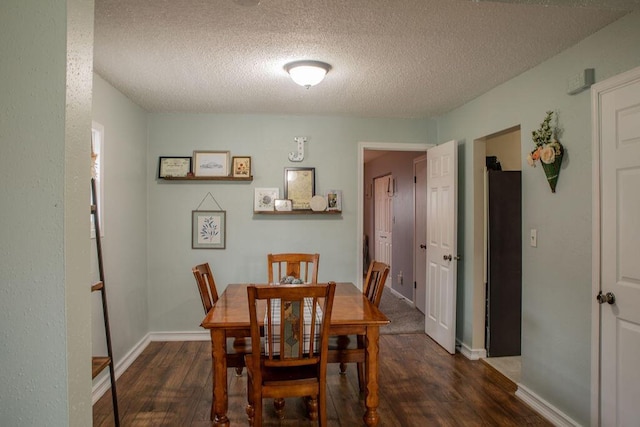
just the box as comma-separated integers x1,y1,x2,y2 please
253,210,342,215
161,176,253,182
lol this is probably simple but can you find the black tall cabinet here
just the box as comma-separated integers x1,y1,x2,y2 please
486,170,522,357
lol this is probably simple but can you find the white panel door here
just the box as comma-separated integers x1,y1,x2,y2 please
414,156,427,314
425,140,458,354
374,175,393,287
598,68,640,426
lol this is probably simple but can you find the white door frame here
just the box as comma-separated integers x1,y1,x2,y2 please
590,65,640,426
357,141,431,290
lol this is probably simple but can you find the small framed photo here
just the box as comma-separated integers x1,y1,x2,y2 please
193,151,230,177
192,210,226,249
327,190,342,211
232,156,251,178
254,188,279,211
284,167,315,210
158,156,191,178
274,199,292,212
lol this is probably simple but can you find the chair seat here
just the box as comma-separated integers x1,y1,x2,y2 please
246,354,320,386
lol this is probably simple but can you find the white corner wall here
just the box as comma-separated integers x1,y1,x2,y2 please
438,11,640,425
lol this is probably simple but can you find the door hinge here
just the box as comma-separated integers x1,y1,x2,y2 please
414,176,416,183
414,281,417,289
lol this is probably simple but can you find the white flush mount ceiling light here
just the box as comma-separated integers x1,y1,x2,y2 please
233,0,260,6
284,60,332,89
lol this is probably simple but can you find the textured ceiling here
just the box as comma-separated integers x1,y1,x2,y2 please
94,0,635,118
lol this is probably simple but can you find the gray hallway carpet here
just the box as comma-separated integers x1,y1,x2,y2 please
378,287,425,335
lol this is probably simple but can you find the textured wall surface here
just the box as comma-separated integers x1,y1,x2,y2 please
0,0,92,425
438,11,640,425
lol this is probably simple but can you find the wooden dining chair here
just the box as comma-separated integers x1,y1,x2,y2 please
193,262,219,313
245,282,336,427
193,262,249,383
327,261,390,392
267,253,320,284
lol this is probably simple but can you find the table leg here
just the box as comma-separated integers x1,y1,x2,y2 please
211,329,229,426
363,326,380,426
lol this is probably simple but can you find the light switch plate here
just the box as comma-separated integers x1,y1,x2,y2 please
530,229,537,247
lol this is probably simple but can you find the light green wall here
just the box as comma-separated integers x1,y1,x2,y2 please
0,0,94,425
437,11,640,425
91,75,149,368
146,114,432,331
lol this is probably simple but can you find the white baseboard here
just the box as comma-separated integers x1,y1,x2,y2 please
149,330,210,341
456,339,486,360
455,342,580,426
515,384,581,427
92,334,151,404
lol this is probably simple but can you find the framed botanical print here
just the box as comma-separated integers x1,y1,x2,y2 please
284,167,315,210
232,156,251,178
192,210,226,249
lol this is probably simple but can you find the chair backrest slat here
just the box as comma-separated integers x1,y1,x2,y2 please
193,263,219,314
267,253,320,284
363,261,390,308
247,283,335,369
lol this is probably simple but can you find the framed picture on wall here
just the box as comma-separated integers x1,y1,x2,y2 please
192,210,226,249
284,167,315,210
232,156,251,178
158,156,191,178
193,151,230,177
254,188,279,211
274,199,293,211
326,190,342,211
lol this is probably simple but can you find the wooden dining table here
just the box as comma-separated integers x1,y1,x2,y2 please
201,282,390,426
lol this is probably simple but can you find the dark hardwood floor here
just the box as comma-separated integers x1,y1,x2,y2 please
93,334,552,426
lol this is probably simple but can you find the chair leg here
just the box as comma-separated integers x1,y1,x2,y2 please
246,375,256,426
214,368,216,421
357,362,365,393
339,362,347,374
305,396,318,421
245,402,254,427
318,391,327,427
274,398,285,419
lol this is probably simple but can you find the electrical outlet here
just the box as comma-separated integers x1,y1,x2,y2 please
397,271,403,285
530,229,537,247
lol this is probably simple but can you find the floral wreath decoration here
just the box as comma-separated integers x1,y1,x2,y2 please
527,111,564,193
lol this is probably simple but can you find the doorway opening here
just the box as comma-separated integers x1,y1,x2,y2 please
473,126,523,383
357,142,430,302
